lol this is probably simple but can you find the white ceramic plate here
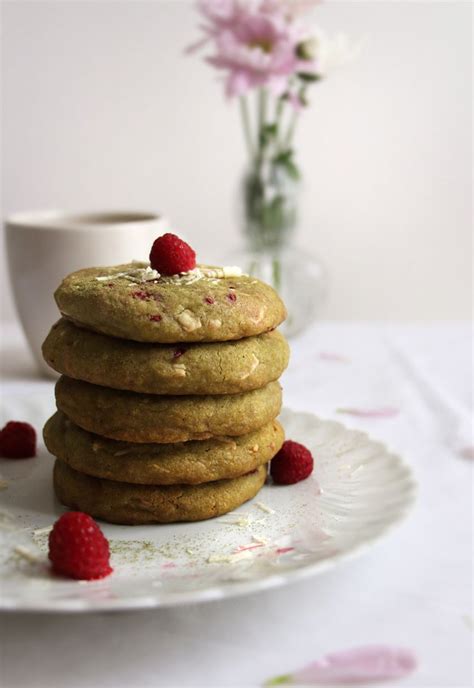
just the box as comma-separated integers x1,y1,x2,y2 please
0,392,416,612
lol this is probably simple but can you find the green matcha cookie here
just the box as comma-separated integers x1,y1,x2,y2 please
43,318,289,395
55,376,282,443
45,411,284,485
54,263,286,343
53,460,268,525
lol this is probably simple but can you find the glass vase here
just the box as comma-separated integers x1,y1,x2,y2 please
233,163,327,338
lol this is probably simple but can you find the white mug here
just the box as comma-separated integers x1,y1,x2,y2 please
5,210,168,376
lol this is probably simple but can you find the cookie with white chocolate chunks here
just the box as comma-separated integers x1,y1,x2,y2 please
44,411,284,485
54,263,286,343
55,376,283,443
53,460,268,525
43,318,289,395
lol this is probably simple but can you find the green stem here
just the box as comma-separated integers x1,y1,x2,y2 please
264,674,292,687
274,97,285,153
272,258,281,292
284,108,299,148
257,87,268,163
275,97,284,121
239,96,254,160
258,88,268,134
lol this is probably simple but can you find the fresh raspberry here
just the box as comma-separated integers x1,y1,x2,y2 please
0,421,36,459
270,440,314,485
48,512,113,580
149,233,196,275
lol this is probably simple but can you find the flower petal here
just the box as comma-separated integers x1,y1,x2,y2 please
226,69,254,97
336,407,399,419
267,75,290,96
266,646,417,686
319,351,350,362
195,3,302,93
459,446,474,460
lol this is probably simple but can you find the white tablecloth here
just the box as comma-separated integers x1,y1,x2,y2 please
1,322,472,688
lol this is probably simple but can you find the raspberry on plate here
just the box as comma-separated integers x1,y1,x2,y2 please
0,421,36,459
149,233,196,275
48,511,113,580
270,439,314,485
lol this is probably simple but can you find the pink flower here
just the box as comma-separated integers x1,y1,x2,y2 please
209,19,298,95
193,1,316,96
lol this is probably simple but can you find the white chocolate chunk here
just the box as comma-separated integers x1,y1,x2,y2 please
249,305,265,324
222,266,243,278
172,363,187,377
239,353,259,380
14,545,42,563
32,526,53,536
176,310,202,332
255,501,275,514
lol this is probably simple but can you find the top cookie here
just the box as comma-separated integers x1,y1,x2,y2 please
54,263,286,343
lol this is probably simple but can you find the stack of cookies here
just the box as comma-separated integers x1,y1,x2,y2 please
42,257,289,525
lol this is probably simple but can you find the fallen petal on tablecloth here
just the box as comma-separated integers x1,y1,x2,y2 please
319,352,350,363
336,407,400,419
458,446,474,461
265,645,417,685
